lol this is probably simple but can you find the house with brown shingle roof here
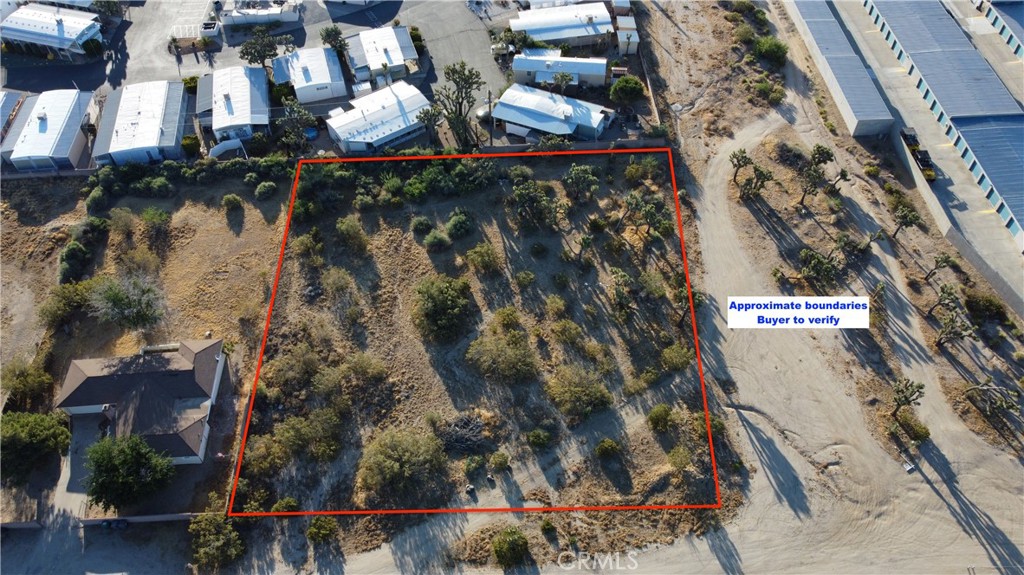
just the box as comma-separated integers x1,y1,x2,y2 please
56,340,226,465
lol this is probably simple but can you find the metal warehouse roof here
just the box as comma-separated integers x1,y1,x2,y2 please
327,81,430,144
512,54,607,81
272,48,345,90
993,3,1024,42
0,89,22,138
0,3,100,51
793,1,893,123
0,89,91,160
492,83,607,135
348,26,417,72
951,115,1024,222
874,0,1021,118
209,66,269,132
509,3,613,42
93,81,186,157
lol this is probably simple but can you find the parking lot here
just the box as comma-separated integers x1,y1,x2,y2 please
169,0,213,40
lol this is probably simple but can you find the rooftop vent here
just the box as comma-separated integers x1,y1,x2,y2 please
36,112,47,121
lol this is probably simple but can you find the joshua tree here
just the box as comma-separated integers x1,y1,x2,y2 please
891,377,925,418
810,143,835,167
828,168,850,194
891,206,922,239
729,148,752,184
739,164,773,199
924,252,957,280
798,164,826,206
927,284,959,316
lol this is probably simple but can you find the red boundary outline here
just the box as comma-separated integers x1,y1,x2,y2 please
227,148,721,517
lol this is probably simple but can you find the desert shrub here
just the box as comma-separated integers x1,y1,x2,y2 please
490,451,510,471
1,358,52,412
413,274,471,341
595,438,620,458
545,364,612,423
182,75,199,93
423,229,452,252
550,319,584,347
514,270,536,288
544,295,567,318
493,306,521,331
508,165,533,184
465,241,500,273
292,227,324,259
0,412,69,483
244,172,260,186
120,246,160,276
529,242,549,258
275,408,343,461
39,278,101,328
732,0,755,13
342,352,387,386
963,289,1008,325
709,414,727,436
896,410,931,442
734,23,755,44
754,36,788,68
661,343,696,371
411,215,434,234
129,176,174,198
222,194,243,210
527,428,552,448
624,367,660,395
552,272,570,290
445,208,473,239
58,241,92,284
492,526,530,568
863,164,881,177
639,271,666,299
189,513,244,569
647,404,675,432
85,187,106,214
464,454,486,476
306,516,338,545
508,180,559,229
335,215,369,255
668,445,691,471
108,207,135,237
254,181,277,200
180,134,200,156
356,429,447,499
87,274,166,330
271,497,300,512
466,319,538,383
609,74,646,105
540,518,555,534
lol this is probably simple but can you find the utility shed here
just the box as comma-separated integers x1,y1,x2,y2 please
788,1,893,136
0,89,92,172
272,48,348,104
326,80,430,154
347,26,419,82
92,81,187,166
196,66,270,141
509,3,614,46
492,83,614,140
0,3,101,59
512,54,608,87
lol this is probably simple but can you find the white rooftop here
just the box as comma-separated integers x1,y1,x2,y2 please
6,89,90,160
327,81,430,144
271,48,344,90
492,83,607,134
211,66,269,132
350,26,417,71
106,81,170,154
509,3,614,42
0,3,100,51
512,54,607,80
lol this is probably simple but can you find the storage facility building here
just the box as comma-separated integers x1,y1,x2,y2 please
492,83,614,140
272,48,348,104
326,80,430,154
788,1,893,136
0,89,92,172
92,81,188,166
512,54,608,87
347,26,419,83
509,3,614,46
0,90,25,143
865,0,1024,245
0,3,101,60
196,66,270,141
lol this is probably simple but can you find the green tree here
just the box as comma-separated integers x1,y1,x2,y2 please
927,283,959,316
0,412,70,482
490,451,510,472
87,274,165,330
647,404,675,433
799,248,839,286
492,526,530,568
739,164,773,200
277,96,317,153
239,26,279,67
552,71,573,95
307,516,338,545
320,25,348,53
509,180,559,229
181,134,201,157
85,435,175,511
561,163,598,202
891,206,922,239
1,358,52,411
798,164,826,206
356,428,447,498
595,437,621,458
189,513,245,569
434,61,485,148
936,312,977,346
925,252,957,280
545,364,613,423
809,144,835,167
413,274,472,341
417,104,444,145
890,377,924,418
753,36,788,68
729,148,752,184
609,74,646,105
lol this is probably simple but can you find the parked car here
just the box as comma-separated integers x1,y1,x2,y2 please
900,127,920,150
913,149,933,170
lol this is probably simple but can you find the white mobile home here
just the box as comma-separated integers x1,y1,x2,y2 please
0,89,92,172
512,54,608,87
92,81,188,166
347,26,419,82
196,66,270,141
326,80,430,154
492,83,613,140
0,3,101,60
272,48,348,104
509,3,614,47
